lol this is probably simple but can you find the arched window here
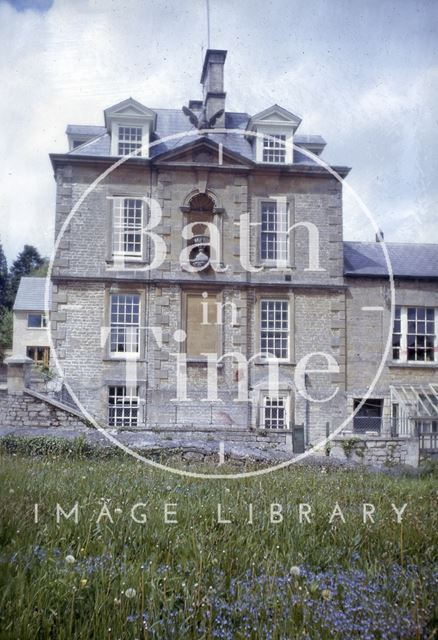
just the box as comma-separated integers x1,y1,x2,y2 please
186,193,215,269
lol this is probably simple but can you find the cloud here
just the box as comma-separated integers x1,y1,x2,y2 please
2,0,53,12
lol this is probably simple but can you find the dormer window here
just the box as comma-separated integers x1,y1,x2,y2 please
263,134,286,163
117,126,143,155
246,105,302,165
104,98,157,158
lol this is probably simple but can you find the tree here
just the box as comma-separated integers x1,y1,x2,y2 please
8,245,45,307
0,242,8,311
0,309,13,361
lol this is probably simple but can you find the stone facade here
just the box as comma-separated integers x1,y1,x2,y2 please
0,389,87,430
35,48,437,466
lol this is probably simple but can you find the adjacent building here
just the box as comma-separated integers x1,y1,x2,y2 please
12,277,51,368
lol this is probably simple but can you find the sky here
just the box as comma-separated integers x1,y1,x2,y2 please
0,0,437,263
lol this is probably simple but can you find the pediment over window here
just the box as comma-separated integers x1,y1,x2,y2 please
153,137,253,168
246,104,302,131
104,98,157,130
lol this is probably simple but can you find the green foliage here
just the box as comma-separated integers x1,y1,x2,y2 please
0,308,13,361
341,437,367,459
0,241,8,311
0,453,436,638
30,259,49,277
0,435,121,459
8,244,46,306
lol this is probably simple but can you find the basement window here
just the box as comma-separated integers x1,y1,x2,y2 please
108,386,139,427
353,399,383,433
261,394,290,429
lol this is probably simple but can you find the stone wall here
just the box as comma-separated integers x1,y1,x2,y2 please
0,389,87,430
331,435,419,467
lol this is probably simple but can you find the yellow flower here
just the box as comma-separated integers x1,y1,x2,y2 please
80,579,87,587
321,589,332,601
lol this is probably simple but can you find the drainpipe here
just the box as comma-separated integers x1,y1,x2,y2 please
305,373,310,446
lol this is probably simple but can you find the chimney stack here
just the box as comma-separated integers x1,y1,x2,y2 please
200,49,227,128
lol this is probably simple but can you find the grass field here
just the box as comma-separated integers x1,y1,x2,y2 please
0,447,437,639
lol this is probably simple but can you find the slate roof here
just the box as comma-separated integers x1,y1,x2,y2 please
67,109,327,165
344,242,438,279
66,125,106,136
13,244,438,315
13,277,52,311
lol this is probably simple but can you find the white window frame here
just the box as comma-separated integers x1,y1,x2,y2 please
255,125,293,164
393,306,436,363
27,313,47,329
260,199,289,266
110,121,150,158
112,197,144,259
108,385,139,427
260,393,290,430
262,133,286,163
109,294,141,357
117,125,143,155
260,298,290,361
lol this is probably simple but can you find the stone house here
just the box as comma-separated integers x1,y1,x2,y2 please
44,49,437,461
12,277,52,367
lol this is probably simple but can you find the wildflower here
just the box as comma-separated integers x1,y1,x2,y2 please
65,555,75,564
114,508,123,514
290,566,301,577
127,614,138,622
321,589,332,600
124,588,137,598
80,579,87,587
114,598,121,605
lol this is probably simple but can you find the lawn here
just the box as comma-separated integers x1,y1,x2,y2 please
0,446,437,639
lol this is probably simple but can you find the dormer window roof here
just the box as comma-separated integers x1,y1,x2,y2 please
104,98,157,158
246,104,302,165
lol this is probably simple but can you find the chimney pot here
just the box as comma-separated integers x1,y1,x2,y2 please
200,49,227,128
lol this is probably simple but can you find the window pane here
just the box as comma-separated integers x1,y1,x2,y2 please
399,306,436,363
117,126,143,155
113,198,143,257
260,299,289,359
260,201,288,263
262,134,286,163
110,294,140,354
28,313,44,328
108,386,139,427
263,396,288,429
